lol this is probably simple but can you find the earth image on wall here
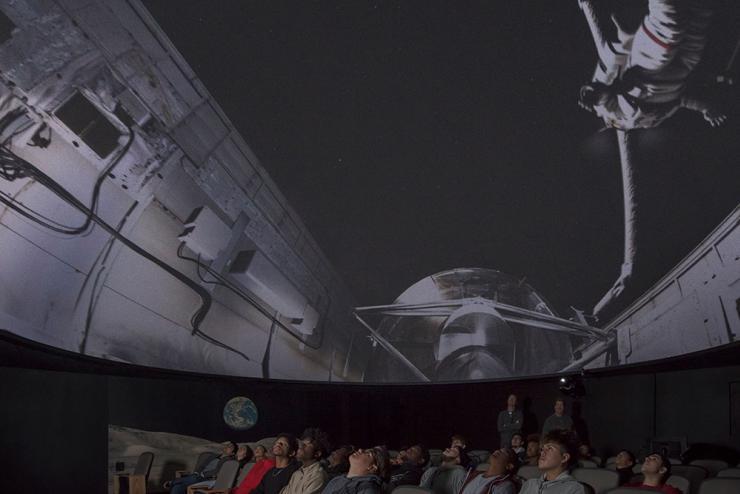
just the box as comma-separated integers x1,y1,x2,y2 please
223,396,258,430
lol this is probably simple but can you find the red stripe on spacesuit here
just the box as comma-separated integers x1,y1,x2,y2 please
641,21,673,49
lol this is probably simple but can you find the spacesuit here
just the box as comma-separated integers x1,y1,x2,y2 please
578,0,725,129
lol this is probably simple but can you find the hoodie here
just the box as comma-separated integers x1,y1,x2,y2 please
519,471,585,494
321,474,384,494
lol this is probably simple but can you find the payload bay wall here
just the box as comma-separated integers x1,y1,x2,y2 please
587,206,739,367
0,0,367,381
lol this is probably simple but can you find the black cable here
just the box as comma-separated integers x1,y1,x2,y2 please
176,243,328,351
0,145,212,333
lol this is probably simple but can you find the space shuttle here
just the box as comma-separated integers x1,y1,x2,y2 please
0,0,738,384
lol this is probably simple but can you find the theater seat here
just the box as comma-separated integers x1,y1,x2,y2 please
193,459,240,494
392,486,433,494
517,465,541,480
689,459,729,476
697,477,740,494
717,468,740,478
672,465,708,494
604,489,664,494
572,467,619,494
113,451,154,494
666,475,690,494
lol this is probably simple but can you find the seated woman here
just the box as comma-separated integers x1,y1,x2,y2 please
321,447,390,494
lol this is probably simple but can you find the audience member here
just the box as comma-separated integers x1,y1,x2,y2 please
187,444,253,493
497,394,523,448
234,446,276,494
519,430,584,494
450,434,467,450
577,443,593,462
510,433,525,463
419,446,470,494
325,445,354,480
167,441,237,494
321,447,389,494
524,435,541,467
254,445,268,462
614,449,636,485
282,428,330,494
625,453,681,493
251,434,300,494
389,444,428,487
542,399,573,436
459,448,519,494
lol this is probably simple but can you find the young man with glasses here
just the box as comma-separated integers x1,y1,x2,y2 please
321,447,390,494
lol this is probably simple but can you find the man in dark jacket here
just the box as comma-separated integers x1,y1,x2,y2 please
389,444,428,488
321,447,389,494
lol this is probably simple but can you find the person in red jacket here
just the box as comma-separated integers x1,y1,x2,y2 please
624,452,682,494
233,449,276,494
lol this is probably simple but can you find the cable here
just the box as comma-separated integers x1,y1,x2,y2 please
176,243,328,351
0,144,212,334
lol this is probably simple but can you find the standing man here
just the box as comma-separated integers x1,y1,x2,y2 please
497,394,523,449
281,428,330,494
519,430,584,494
542,399,574,436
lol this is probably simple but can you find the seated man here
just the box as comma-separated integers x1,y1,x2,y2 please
250,434,300,494
321,447,390,494
281,428,330,494
614,449,636,485
389,444,428,488
419,446,470,494
460,448,519,494
325,445,354,480
188,444,253,494
524,435,541,467
520,430,584,494
625,452,682,493
168,441,237,494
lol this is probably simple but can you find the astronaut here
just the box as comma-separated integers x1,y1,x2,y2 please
576,0,729,319
577,0,726,130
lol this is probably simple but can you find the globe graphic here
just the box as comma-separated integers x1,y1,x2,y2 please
223,396,258,430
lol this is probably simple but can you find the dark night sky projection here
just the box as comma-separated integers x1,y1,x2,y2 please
143,1,740,315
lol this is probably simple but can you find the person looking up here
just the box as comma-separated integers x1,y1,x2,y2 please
321,447,389,494
519,430,584,494
460,448,519,494
625,452,681,493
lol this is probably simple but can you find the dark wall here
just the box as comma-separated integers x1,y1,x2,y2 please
2,333,740,493
0,367,108,493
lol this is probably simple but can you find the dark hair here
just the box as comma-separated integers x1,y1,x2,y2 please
276,433,299,455
542,429,579,469
619,449,635,465
448,445,471,468
451,434,467,446
225,441,238,454
238,444,254,464
301,427,331,459
511,432,523,442
502,447,520,472
415,444,430,466
651,452,672,483
371,446,391,482
526,434,541,446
